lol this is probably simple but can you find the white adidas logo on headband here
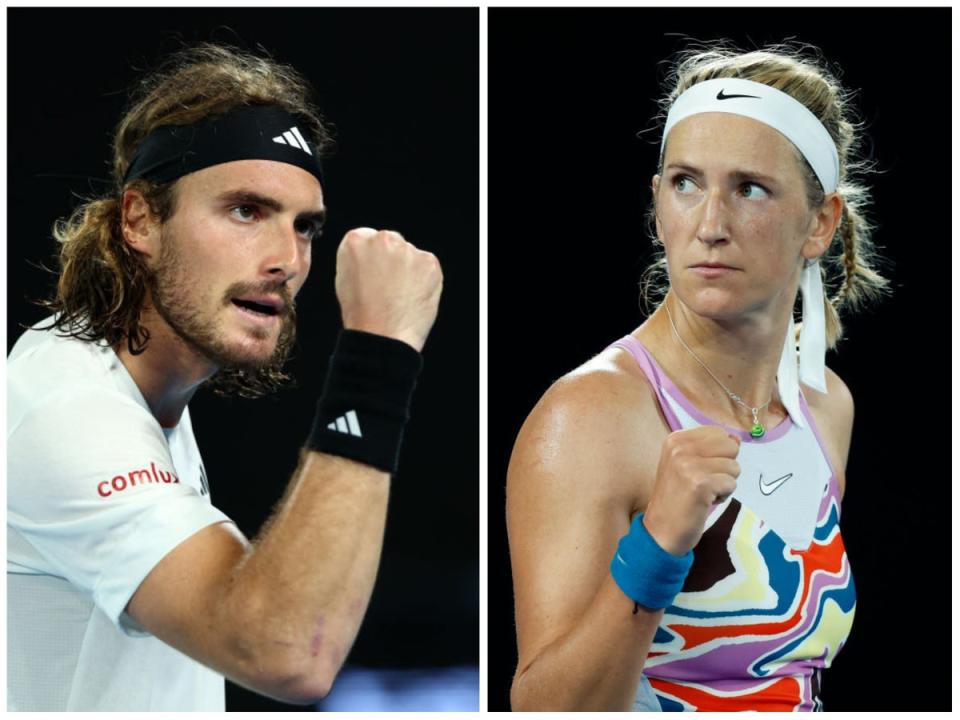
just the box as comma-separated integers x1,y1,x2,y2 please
272,126,313,155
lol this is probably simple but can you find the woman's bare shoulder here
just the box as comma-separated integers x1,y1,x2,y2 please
804,365,854,499
507,344,670,513
505,346,672,678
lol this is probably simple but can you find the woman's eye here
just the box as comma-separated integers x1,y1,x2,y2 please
673,175,695,193
741,182,769,199
230,205,258,222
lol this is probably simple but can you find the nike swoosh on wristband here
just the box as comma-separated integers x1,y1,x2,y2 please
759,472,794,496
717,89,761,101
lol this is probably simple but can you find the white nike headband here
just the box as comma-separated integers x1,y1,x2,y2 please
660,78,839,193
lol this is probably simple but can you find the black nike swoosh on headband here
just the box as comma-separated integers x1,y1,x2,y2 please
717,89,761,100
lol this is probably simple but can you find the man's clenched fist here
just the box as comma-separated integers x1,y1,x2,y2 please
335,228,443,353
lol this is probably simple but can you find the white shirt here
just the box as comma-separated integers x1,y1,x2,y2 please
7,319,233,711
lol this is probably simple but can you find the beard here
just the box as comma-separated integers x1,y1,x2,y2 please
147,228,298,399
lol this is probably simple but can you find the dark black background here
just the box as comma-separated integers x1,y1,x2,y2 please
7,7,478,712
488,7,951,712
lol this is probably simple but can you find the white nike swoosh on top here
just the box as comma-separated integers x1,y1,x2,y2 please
759,472,794,496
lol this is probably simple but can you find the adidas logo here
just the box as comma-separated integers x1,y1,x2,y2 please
327,409,362,437
272,126,313,155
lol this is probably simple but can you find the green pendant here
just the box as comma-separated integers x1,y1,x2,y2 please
750,423,765,439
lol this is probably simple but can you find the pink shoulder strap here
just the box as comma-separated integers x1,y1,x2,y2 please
607,335,684,432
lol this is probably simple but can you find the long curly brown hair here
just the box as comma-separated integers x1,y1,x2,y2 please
38,43,333,398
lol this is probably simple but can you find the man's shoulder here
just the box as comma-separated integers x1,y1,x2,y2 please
10,316,103,373
9,320,148,433
7,327,176,497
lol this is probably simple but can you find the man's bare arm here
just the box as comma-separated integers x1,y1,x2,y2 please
128,451,388,703
128,228,442,704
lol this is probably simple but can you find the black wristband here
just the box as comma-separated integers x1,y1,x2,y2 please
306,330,423,473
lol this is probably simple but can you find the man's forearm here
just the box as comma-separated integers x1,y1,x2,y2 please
221,450,390,700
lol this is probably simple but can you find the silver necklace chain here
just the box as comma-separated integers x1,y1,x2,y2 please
664,301,773,434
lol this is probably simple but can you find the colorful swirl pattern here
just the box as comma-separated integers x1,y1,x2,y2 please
641,481,856,711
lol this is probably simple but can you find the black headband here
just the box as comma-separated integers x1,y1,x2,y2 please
123,105,324,186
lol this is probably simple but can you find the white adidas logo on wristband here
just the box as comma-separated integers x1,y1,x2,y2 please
327,409,363,437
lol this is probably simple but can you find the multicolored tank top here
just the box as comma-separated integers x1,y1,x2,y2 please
611,336,856,712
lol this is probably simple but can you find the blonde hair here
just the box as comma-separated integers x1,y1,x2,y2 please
38,42,332,396
641,40,891,350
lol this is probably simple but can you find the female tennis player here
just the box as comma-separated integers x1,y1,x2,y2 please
507,41,889,711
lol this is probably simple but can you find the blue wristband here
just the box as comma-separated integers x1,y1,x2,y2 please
610,513,694,610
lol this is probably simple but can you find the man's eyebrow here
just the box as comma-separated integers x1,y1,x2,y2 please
664,162,780,185
216,189,327,224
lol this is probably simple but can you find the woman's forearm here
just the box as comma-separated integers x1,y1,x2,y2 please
511,573,662,711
